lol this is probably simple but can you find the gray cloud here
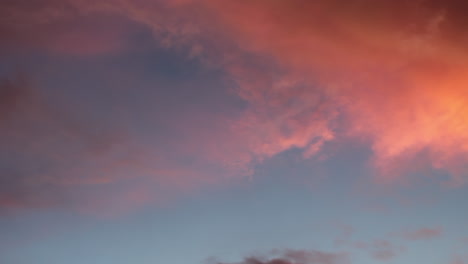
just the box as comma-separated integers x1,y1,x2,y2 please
213,249,349,264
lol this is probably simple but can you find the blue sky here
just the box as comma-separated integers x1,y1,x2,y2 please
0,1,467,264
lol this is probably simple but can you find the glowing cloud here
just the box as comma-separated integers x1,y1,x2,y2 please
197,0,468,184
1,0,467,212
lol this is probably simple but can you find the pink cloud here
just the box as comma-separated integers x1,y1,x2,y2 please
0,75,239,214
2,0,468,213
402,227,444,240
369,240,405,261
198,0,468,185
44,14,145,56
327,225,407,262
451,257,466,264
461,237,468,244
333,223,355,247
372,250,396,261
5,0,468,187
60,0,465,186
0,67,272,215
0,0,150,56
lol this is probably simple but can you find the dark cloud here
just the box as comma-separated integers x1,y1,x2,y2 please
0,0,149,55
0,75,129,210
213,249,349,264
0,76,30,121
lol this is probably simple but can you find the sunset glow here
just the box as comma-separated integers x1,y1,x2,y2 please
0,1,467,263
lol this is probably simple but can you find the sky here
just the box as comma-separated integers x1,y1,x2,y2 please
0,0,467,263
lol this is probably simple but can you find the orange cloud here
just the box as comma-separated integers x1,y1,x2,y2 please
191,0,468,185
19,0,468,185
1,0,467,213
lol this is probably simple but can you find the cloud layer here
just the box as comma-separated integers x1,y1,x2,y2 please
1,0,467,211
198,0,468,184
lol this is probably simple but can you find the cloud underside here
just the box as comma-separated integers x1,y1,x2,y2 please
213,249,348,264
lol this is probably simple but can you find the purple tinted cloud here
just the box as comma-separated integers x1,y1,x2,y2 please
213,249,349,264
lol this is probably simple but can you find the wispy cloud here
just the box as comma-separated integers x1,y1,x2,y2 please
401,226,444,240
369,240,405,261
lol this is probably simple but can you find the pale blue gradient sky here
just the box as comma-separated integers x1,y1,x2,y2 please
1,143,467,264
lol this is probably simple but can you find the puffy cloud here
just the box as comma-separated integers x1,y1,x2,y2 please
47,0,465,185
198,0,468,184
5,0,467,186
1,0,467,212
